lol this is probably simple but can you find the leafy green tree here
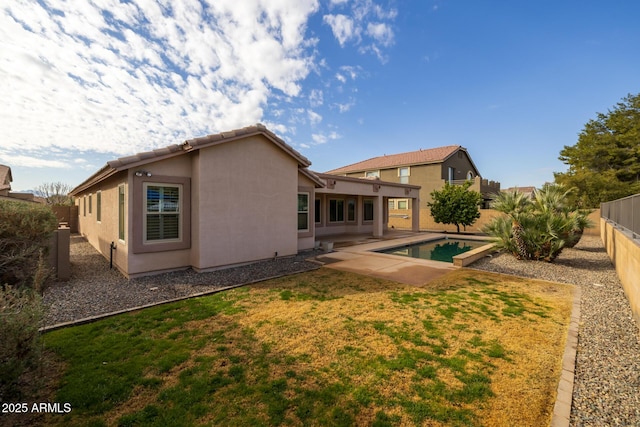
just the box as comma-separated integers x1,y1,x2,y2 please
428,181,482,233
555,93,640,207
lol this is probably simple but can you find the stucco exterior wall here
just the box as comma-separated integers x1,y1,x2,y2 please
192,135,300,270
126,155,193,276
75,171,129,274
601,218,640,325
345,163,443,207
441,152,477,181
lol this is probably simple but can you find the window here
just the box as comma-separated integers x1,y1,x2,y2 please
132,176,190,254
298,193,309,231
118,185,125,241
363,199,374,221
467,171,474,180
315,199,321,223
397,200,408,210
448,167,455,183
398,167,410,184
96,191,102,222
144,184,181,242
347,198,356,222
329,199,344,222
88,194,92,215
389,200,395,210
365,170,380,178
83,196,86,217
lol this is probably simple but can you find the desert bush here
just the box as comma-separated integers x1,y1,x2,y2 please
0,286,45,401
484,184,592,262
0,200,57,290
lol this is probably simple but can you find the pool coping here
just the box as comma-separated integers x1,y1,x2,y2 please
338,232,494,268
452,242,497,267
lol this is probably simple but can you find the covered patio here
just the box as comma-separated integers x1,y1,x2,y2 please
314,173,420,240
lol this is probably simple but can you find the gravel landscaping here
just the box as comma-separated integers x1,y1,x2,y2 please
471,234,640,427
42,235,321,327
42,233,639,426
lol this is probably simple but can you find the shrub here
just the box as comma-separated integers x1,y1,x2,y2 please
0,200,58,290
484,184,591,262
0,286,45,401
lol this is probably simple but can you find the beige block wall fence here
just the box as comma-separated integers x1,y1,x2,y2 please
388,208,503,233
389,208,602,235
601,218,640,326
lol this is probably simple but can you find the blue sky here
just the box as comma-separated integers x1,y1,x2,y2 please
2,0,639,192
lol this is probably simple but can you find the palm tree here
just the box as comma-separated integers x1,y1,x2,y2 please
488,190,532,259
484,185,589,262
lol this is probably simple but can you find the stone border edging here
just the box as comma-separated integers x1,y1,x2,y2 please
551,285,581,427
40,266,320,333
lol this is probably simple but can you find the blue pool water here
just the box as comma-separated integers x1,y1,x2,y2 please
377,238,488,263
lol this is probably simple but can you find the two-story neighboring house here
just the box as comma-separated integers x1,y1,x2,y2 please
325,145,500,230
0,164,43,203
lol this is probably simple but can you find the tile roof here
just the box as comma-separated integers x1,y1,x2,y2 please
325,145,462,174
70,124,314,195
106,123,311,171
503,186,537,194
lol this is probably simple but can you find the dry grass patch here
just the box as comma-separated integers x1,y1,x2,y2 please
42,268,574,427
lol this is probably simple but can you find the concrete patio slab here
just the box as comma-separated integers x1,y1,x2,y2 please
312,234,459,286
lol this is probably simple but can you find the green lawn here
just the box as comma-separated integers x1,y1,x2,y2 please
41,268,574,426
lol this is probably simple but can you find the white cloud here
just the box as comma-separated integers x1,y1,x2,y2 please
0,153,70,169
311,131,341,145
308,110,323,125
367,22,394,46
323,0,396,60
335,99,356,113
312,133,327,144
309,89,324,107
323,14,357,46
340,65,360,80
0,0,320,159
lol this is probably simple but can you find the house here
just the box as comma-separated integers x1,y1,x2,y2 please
326,146,500,206
69,124,420,278
502,186,536,199
0,164,44,203
325,146,500,230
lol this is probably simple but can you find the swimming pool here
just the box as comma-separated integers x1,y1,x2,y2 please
376,238,488,263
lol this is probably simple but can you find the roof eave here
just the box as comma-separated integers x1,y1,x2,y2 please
69,165,118,196
300,168,325,188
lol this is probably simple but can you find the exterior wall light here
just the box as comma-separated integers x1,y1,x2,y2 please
135,170,152,177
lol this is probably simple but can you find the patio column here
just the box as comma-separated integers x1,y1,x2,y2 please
411,197,420,231
373,195,384,237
